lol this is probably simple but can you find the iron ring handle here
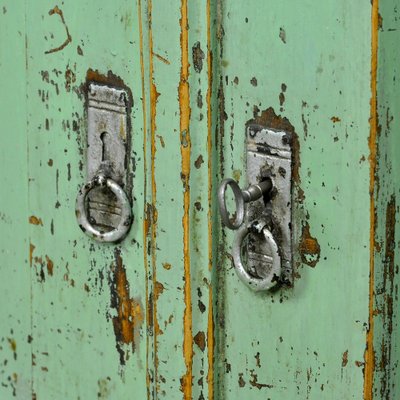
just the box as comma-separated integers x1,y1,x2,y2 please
232,224,281,291
75,175,132,243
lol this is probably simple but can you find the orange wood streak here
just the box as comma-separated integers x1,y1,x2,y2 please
364,1,379,398
179,0,193,398
206,0,214,398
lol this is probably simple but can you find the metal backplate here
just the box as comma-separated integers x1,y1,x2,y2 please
246,125,292,284
87,83,129,232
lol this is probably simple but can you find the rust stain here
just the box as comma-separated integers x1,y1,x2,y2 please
29,216,43,226
179,0,193,397
45,6,72,54
364,1,379,398
109,251,144,365
299,221,321,268
331,116,341,123
154,281,165,301
248,107,300,184
86,69,130,91
45,256,54,276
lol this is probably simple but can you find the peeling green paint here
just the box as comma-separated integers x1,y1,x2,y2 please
1,1,400,399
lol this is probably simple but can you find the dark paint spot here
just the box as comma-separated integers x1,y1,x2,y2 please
342,350,349,367
249,370,273,389
194,155,204,169
193,331,206,352
198,300,206,313
65,67,76,92
192,41,205,73
197,90,203,109
238,373,246,387
279,27,286,43
250,77,257,87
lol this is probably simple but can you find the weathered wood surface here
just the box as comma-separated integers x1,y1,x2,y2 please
0,1,399,399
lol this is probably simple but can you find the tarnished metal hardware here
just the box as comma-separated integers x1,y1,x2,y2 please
75,175,132,242
232,222,281,291
219,125,292,290
75,83,133,243
218,178,272,230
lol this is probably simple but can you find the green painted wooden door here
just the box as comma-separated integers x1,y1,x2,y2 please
1,1,399,399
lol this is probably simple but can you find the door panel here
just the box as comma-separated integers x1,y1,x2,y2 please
25,1,147,398
215,1,400,399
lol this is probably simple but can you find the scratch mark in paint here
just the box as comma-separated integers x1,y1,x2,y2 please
44,6,72,54
153,52,170,65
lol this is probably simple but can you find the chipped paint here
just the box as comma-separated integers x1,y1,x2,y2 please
109,251,144,365
299,222,321,268
29,216,43,226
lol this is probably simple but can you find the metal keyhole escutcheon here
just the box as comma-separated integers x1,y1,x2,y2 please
75,83,133,243
217,126,293,291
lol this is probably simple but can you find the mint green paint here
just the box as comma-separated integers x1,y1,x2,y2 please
1,1,400,399
0,2,31,397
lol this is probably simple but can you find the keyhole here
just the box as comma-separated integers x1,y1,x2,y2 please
100,132,110,162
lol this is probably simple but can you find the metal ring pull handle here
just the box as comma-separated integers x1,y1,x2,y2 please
218,178,272,230
75,175,132,243
232,224,281,291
